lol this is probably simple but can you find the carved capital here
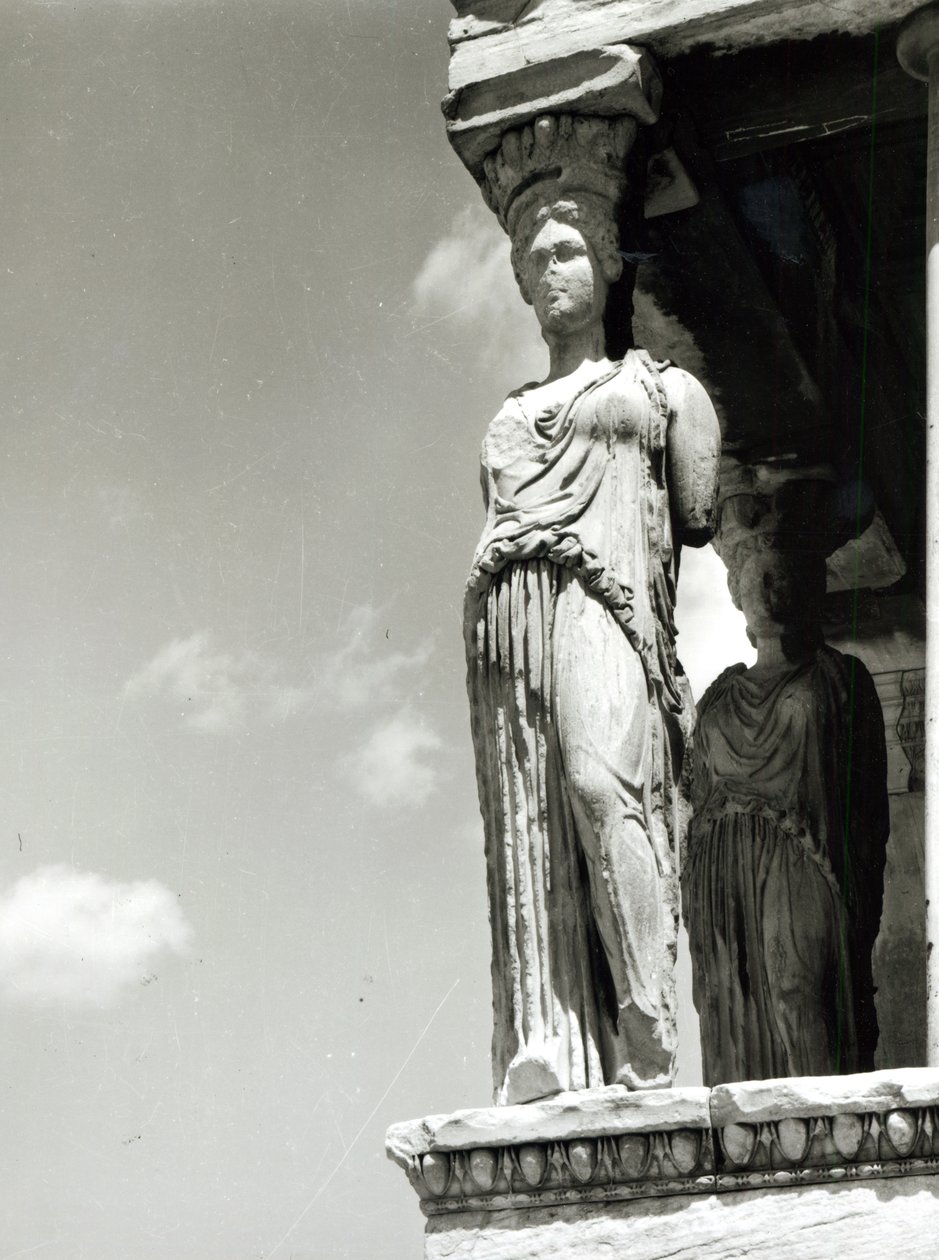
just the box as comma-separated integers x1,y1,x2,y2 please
714,458,868,641
443,43,661,185
443,41,700,232
897,3,939,82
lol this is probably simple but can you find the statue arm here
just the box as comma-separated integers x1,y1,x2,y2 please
663,366,721,548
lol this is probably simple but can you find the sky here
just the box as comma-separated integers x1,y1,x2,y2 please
0,3,753,1257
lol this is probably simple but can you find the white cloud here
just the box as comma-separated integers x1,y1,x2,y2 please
328,611,445,808
121,615,445,802
343,707,442,809
0,865,192,1009
674,544,755,701
124,610,435,733
323,606,433,709
411,204,546,384
123,632,264,731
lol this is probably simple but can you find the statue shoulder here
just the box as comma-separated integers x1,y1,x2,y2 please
482,395,528,466
815,644,881,705
697,662,748,714
659,364,716,420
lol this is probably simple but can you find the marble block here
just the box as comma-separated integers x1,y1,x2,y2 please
387,1070,939,1258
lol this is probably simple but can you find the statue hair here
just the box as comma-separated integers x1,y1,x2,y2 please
510,193,624,306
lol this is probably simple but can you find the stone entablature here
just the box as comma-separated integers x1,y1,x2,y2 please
387,1070,939,1219
448,0,927,89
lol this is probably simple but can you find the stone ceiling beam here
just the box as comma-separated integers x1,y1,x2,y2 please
449,0,928,94
674,35,925,161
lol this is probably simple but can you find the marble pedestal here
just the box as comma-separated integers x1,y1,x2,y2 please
386,1070,939,1258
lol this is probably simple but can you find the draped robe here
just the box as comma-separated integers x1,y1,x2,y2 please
684,648,889,1085
464,351,692,1104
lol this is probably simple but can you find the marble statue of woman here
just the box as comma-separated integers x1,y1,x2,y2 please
684,514,889,1086
464,115,721,1105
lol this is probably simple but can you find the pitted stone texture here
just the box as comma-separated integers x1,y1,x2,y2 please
390,1072,939,1254
423,1177,939,1259
711,1068,939,1126
711,1071,939,1177
448,1,928,88
444,44,660,178
387,1085,711,1165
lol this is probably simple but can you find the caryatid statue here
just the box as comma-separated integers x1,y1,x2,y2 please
684,468,889,1086
463,113,721,1105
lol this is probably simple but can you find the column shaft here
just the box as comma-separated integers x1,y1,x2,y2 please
898,3,939,1066
925,43,939,1065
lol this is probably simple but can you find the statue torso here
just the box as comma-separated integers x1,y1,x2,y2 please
471,350,672,653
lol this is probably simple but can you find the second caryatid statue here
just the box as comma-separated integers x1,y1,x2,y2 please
463,112,721,1105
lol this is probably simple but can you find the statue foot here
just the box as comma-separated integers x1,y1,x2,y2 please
499,1052,565,1105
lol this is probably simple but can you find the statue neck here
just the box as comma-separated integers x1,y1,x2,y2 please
542,322,606,382
752,637,790,670
751,632,817,673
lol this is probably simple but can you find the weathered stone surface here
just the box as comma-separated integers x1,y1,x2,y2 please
684,468,889,1085
872,670,926,794
448,1,927,91
711,1068,939,1125
821,600,926,1070
897,2,939,80
444,43,660,178
874,792,927,1067
423,1177,939,1259
826,509,907,594
390,1071,939,1256
673,34,926,162
386,1085,712,1164
462,111,721,1106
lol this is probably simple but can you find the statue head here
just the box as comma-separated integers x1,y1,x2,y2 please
513,197,622,336
734,545,821,639
480,114,635,326
509,199,620,315
717,472,834,660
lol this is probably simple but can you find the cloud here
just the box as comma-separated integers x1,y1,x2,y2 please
327,611,445,808
122,615,446,802
0,865,192,1009
674,544,755,700
343,708,442,809
124,610,434,732
323,606,433,709
411,204,546,384
123,632,264,731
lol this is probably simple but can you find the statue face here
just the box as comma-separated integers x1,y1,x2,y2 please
737,550,798,636
525,218,606,336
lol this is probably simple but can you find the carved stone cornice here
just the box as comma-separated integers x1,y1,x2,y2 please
387,1085,713,1215
387,1070,939,1219
712,1072,939,1186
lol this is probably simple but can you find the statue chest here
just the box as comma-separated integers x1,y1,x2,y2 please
482,374,651,488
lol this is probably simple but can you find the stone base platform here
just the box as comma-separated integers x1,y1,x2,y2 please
386,1070,939,1258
